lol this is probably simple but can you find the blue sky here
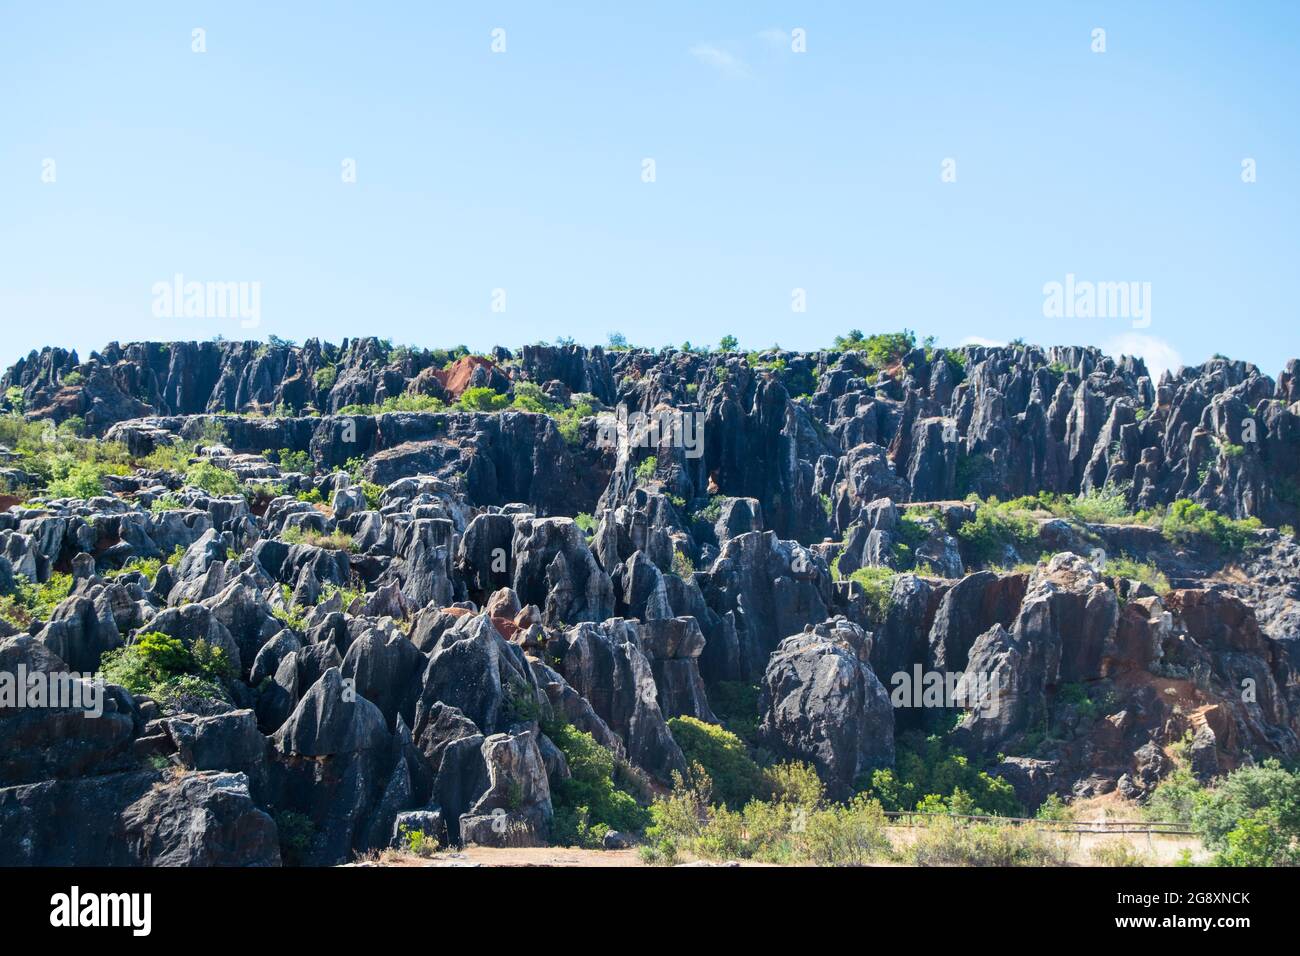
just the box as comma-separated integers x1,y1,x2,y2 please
2,1,1297,378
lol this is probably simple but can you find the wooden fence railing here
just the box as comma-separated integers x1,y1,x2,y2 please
883,810,1194,835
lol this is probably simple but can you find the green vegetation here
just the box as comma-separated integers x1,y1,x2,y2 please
396,823,438,858
274,448,313,474
1106,555,1171,595
272,585,309,630
957,499,1039,566
845,566,895,624
693,495,724,526
634,455,658,483
1145,759,1300,866
671,550,695,577
544,719,650,849
104,556,164,584
379,393,446,413
98,631,232,708
864,730,1021,817
456,386,510,412
1034,794,1074,822
718,334,738,352
1061,485,1134,523
184,460,243,497
667,717,767,809
279,526,356,551
640,763,891,866
44,460,116,499
0,572,74,628
1160,498,1262,552
831,329,916,368
506,382,593,445
273,810,316,866
313,365,338,391
907,816,1070,866
573,512,597,535
708,681,761,743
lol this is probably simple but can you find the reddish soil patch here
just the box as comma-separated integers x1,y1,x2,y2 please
433,356,498,400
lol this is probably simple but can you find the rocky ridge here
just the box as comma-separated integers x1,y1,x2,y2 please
1,336,1297,865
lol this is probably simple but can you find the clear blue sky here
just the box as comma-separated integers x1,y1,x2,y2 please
2,1,1297,378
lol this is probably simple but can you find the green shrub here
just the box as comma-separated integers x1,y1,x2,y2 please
574,512,597,535
105,556,163,583
98,631,232,701
397,823,438,858
671,550,695,577
545,720,650,848
274,810,316,866
1107,555,1171,595
908,817,1070,866
831,329,916,368
1034,794,1074,822
1089,840,1152,866
846,566,895,624
0,572,74,628
668,716,766,809
279,526,355,551
1064,486,1133,523
694,495,724,525
358,480,383,510
45,461,114,499
378,392,446,413
956,499,1039,566
456,387,509,412
864,730,1020,817
276,448,313,474
185,460,242,497
1161,498,1262,552
313,365,338,391
1192,759,1300,864
635,456,658,483
708,681,761,743
644,766,891,865
510,381,554,414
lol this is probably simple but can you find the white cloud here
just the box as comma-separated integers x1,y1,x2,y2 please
689,44,751,78
1104,332,1183,379
959,335,1006,347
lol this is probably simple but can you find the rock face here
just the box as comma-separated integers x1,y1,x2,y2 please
4,336,1300,864
0,769,280,866
758,617,894,801
550,619,688,785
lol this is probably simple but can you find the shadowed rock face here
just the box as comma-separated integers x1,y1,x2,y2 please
3,336,1300,864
